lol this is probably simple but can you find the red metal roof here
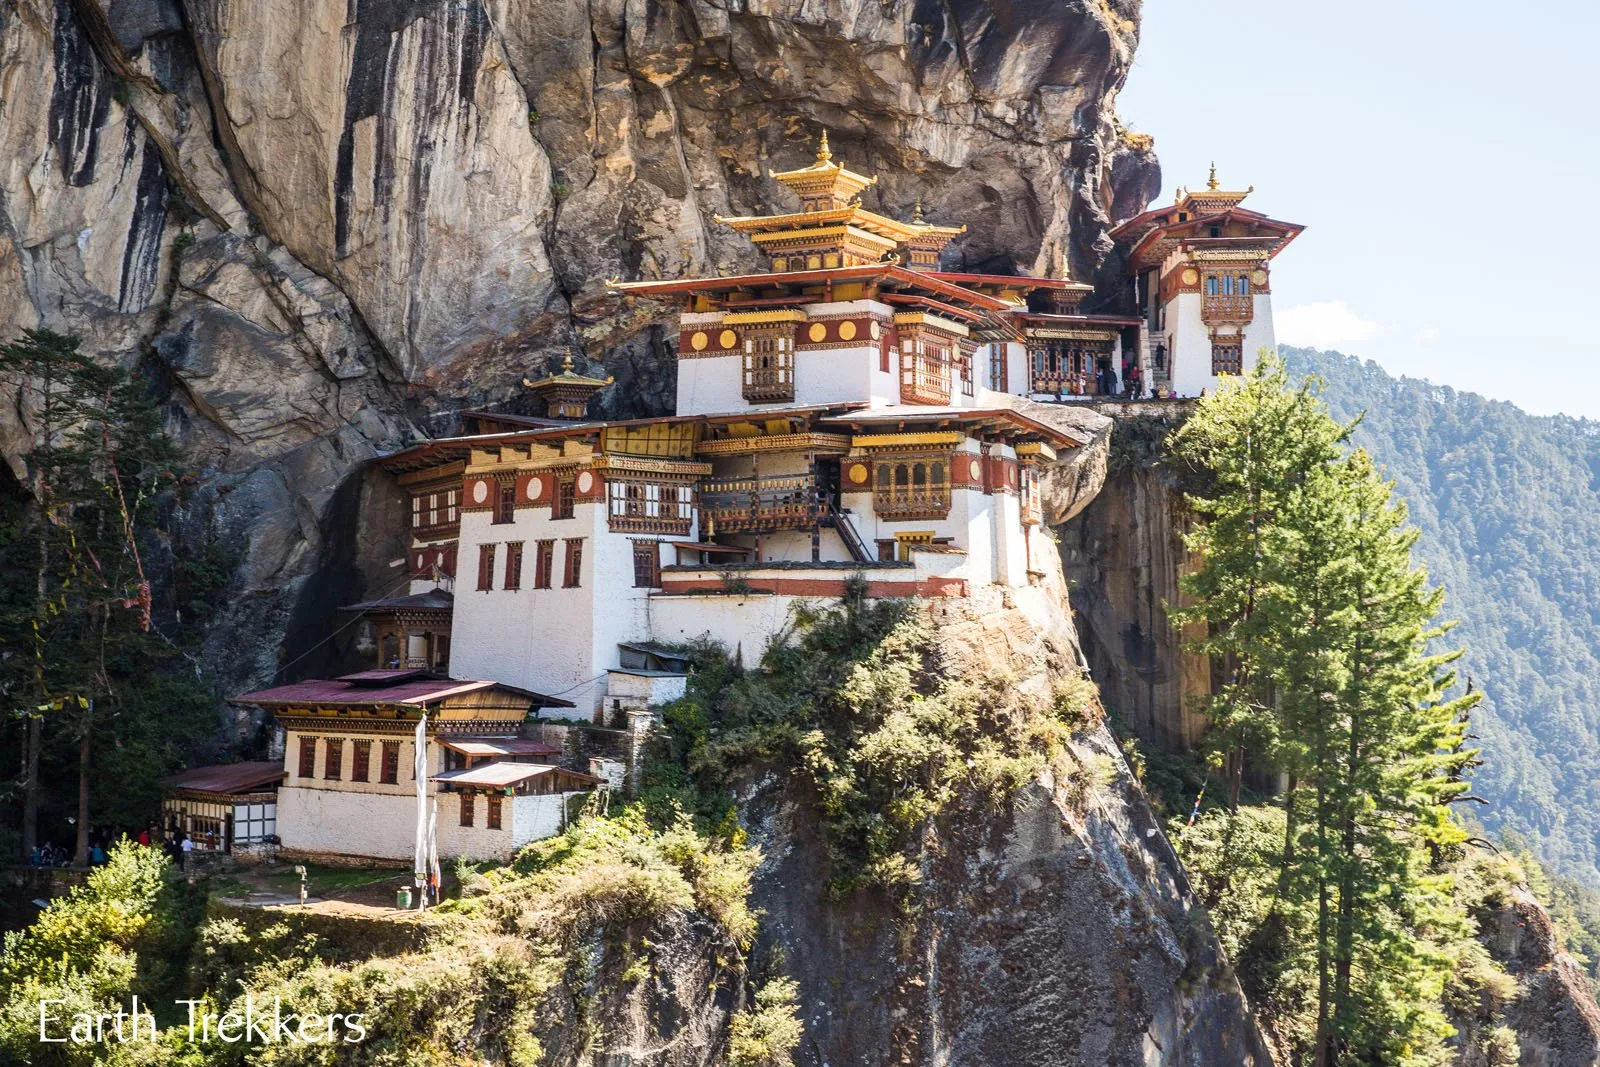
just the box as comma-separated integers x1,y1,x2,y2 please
233,677,575,709
161,761,285,795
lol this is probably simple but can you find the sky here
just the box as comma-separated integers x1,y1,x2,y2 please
1116,0,1600,419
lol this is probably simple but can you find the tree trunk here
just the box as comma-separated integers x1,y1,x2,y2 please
21,715,41,857
74,701,91,867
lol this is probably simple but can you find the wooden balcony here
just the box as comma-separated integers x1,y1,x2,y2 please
607,500,693,535
701,475,819,532
1201,294,1254,325
874,485,952,521
901,351,951,405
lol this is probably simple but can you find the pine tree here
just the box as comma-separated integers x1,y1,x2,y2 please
1173,356,1480,1065
0,329,180,862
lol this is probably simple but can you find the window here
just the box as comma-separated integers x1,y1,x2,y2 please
873,457,952,519
297,737,316,779
563,538,584,588
553,478,575,519
1238,275,1251,296
477,543,496,591
742,330,795,402
486,795,503,830
380,741,400,785
351,740,371,783
323,738,343,781
632,540,661,588
609,480,693,533
1211,342,1243,376
493,482,516,524
989,344,1006,390
410,496,423,529
1205,275,1219,296
959,346,974,396
504,542,524,590
1223,275,1236,295
445,488,459,525
1209,226,1221,238
459,793,475,827
534,540,554,589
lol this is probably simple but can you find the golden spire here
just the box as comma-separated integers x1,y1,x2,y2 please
911,197,926,224
816,129,832,164
560,353,575,374
1207,162,1220,191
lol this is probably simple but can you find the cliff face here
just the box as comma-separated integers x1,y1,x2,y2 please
744,562,1273,1066
0,0,1159,694
1058,407,1210,750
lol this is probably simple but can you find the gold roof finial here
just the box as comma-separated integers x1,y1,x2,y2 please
560,353,575,374
911,196,926,224
1207,162,1220,191
816,129,832,164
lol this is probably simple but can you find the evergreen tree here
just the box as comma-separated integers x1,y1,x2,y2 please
1173,356,1479,1065
0,329,182,863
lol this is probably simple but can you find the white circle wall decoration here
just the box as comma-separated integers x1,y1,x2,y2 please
838,321,857,341
968,458,982,481
471,480,488,504
527,475,543,501
869,321,882,340
577,471,594,494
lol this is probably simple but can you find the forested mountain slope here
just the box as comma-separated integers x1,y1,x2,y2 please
1283,346,1600,881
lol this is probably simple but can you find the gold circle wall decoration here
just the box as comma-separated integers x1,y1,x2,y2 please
848,462,868,483
689,331,708,351
808,322,827,343
1181,268,1199,286
719,329,737,349
838,320,857,341
1251,269,1269,286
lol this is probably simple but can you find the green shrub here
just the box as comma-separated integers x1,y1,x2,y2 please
728,976,803,1067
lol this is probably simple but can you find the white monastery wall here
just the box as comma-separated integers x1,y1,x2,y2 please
449,505,603,707
1166,292,1211,398
1242,294,1277,372
439,792,515,861
276,785,418,861
677,353,747,415
648,593,802,661
511,793,587,848
795,345,876,408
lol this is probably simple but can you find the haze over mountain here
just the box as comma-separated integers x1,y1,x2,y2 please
1284,346,1600,882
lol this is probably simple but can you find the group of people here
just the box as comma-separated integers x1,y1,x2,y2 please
23,824,198,869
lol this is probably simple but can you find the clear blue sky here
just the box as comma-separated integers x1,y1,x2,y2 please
1117,0,1600,419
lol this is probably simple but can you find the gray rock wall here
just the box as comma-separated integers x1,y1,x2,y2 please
1,0,1159,696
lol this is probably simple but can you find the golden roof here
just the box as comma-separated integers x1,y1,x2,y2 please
714,204,963,244
768,130,878,203
522,354,613,393
1178,162,1254,213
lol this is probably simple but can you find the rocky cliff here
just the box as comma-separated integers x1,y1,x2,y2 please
0,0,1159,697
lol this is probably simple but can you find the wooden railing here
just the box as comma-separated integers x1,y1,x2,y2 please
1201,294,1254,324
874,485,952,520
701,475,818,532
